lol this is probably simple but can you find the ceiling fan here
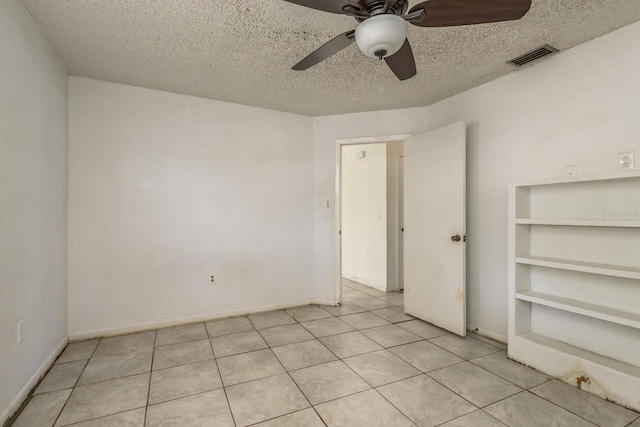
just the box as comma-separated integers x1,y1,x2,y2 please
285,0,532,80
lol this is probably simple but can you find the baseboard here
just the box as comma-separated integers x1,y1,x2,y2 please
310,299,337,306
69,299,335,342
1,335,68,426
467,324,508,345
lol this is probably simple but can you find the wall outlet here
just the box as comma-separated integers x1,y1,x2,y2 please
209,275,216,285
618,151,634,171
18,319,24,343
565,165,577,177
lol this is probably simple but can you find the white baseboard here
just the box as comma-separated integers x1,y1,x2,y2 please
310,299,337,306
0,335,68,425
467,325,508,345
69,299,336,342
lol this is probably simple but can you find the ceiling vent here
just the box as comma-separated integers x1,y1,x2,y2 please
508,45,558,67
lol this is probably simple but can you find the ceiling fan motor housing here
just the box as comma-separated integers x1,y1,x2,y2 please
355,14,408,59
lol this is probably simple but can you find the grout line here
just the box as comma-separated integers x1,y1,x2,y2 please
49,337,103,427
142,329,157,426
205,319,238,427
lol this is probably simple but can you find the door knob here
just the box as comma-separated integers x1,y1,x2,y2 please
451,235,461,242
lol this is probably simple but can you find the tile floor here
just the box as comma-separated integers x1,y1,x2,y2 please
11,278,640,426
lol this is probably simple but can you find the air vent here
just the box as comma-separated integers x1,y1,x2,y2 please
508,45,558,67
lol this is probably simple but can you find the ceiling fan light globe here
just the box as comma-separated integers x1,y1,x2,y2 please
355,14,408,59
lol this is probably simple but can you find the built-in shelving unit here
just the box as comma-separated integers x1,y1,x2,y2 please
508,171,640,411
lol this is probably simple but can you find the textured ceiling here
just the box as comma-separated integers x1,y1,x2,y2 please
20,0,640,116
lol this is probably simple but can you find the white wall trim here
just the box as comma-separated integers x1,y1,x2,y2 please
335,134,413,145
70,299,337,341
0,335,68,425
468,325,508,345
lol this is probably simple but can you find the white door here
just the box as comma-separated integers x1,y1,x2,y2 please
404,122,466,336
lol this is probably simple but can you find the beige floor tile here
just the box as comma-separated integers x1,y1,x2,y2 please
361,325,421,348
56,373,149,426
429,335,501,360
530,379,639,427
370,307,414,323
205,316,255,338
378,375,477,427
272,339,337,371
56,340,99,364
210,330,267,358
149,360,222,404
471,351,550,389
146,389,234,427
247,310,296,330
485,392,596,427
35,360,86,394
396,319,449,340
155,322,207,347
258,324,314,347
378,294,405,306
93,331,156,357
13,389,71,427
217,348,284,386
152,339,213,370
321,303,366,316
428,362,522,407
62,408,145,427
319,331,383,359
342,291,371,301
315,389,414,427
225,374,309,427
390,340,463,372
78,348,152,385
440,410,507,427
253,408,325,427
300,317,355,338
338,312,390,330
289,360,370,405
285,306,333,322
343,350,420,387
351,297,394,311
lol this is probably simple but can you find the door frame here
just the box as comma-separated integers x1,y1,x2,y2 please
334,133,413,305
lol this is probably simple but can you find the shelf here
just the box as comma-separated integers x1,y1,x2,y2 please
516,290,640,329
516,256,640,280
514,332,640,378
515,218,640,227
514,171,640,187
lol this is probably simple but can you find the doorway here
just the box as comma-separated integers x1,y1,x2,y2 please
339,141,405,306
335,123,467,336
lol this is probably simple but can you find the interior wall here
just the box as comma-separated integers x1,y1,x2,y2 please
68,77,314,338
0,0,69,422
313,21,640,340
386,142,404,292
341,143,388,289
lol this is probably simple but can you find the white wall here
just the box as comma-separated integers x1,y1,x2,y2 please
68,78,315,337
313,21,640,340
341,143,388,289
0,0,69,422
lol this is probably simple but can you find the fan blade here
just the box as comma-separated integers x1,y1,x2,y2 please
382,0,398,13
384,39,416,81
281,0,358,15
409,0,531,27
292,30,356,71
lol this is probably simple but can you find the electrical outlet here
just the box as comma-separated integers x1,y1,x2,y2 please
618,151,634,171
18,320,24,343
209,275,216,285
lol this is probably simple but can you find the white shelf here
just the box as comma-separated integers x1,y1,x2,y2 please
516,290,640,329
514,332,640,378
515,218,640,227
514,171,640,187
516,256,640,280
